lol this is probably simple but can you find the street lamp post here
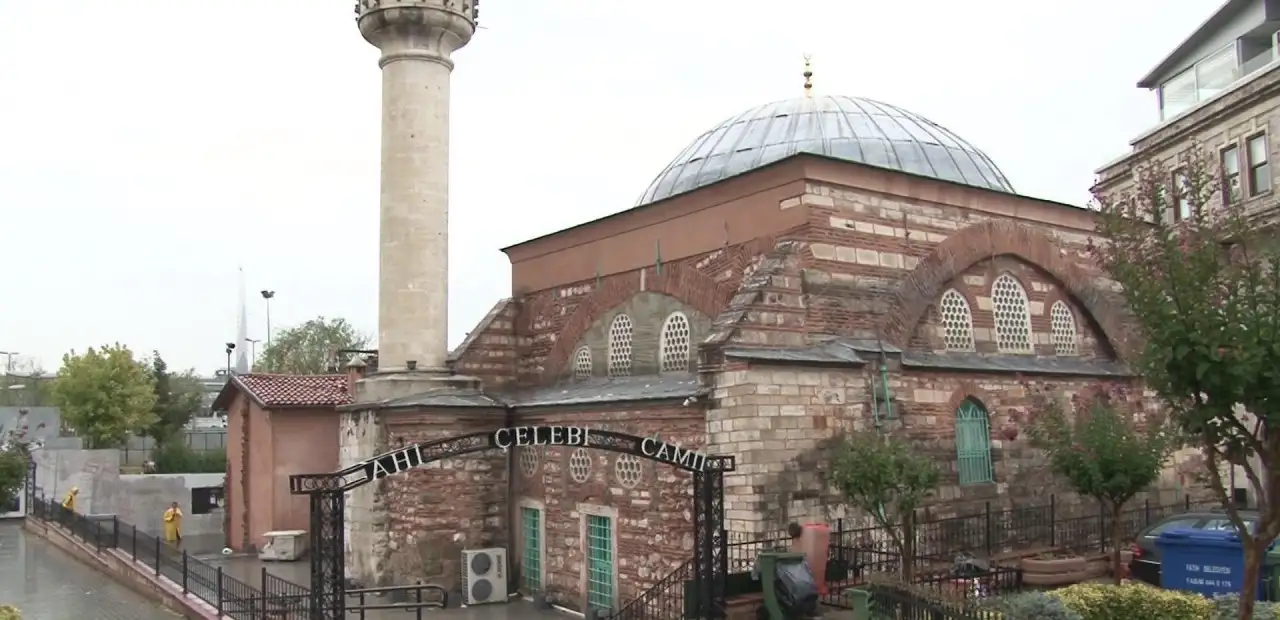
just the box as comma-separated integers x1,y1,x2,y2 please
0,351,16,407
246,338,260,371
224,343,236,376
260,290,276,349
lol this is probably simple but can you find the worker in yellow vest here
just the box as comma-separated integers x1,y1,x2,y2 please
61,487,78,512
162,501,183,545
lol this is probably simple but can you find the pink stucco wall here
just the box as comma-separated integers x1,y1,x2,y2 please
225,390,340,551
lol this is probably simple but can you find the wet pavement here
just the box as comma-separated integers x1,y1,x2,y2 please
0,520,179,620
192,552,562,619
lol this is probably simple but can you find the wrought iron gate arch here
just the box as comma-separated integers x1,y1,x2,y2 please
290,426,734,620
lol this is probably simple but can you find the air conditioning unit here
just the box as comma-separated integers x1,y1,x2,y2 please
460,547,508,605
258,530,308,561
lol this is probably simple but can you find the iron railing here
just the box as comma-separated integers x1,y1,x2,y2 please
610,494,1215,619
866,584,1000,620
28,494,310,620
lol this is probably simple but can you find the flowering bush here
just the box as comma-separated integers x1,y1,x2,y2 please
0,605,20,620
1051,582,1211,620
983,591,1081,620
1210,593,1280,619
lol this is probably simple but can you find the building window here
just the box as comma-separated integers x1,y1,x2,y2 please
1248,134,1270,197
955,399,994,486
615,454,644,488
1223,145,1241,203
519,447,540,478
1172,170,1192,220
659,312,692,373
191,487,224,515
585,514,616,611
607,315,633,377
573,346,593,379
1159,43,1239,121
991,274,1033,354
1049,301,1079,356
568,448,593,483
521,506,543,594
938,289,976,351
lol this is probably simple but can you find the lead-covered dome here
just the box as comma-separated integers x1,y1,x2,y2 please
637,95,1014,205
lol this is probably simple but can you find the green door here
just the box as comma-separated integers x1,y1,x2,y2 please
956,399,994,485
586,514,615,610
521,507,542,593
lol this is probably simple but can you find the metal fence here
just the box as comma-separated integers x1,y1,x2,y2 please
121,430,227,466
29,494,309,620
610,494,1217,619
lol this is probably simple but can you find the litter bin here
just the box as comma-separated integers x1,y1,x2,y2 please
756,552,806,620
1156,528,1279,600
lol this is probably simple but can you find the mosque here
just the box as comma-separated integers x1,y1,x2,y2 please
217,2,1209,616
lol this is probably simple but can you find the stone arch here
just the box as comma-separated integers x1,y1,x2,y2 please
541,262,733,381
878,220,1127,357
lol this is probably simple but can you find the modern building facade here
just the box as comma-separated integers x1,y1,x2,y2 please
1095,0,1280,207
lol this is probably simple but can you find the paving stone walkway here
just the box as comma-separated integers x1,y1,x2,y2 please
0,520,179,619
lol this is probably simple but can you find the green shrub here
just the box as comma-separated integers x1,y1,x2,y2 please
1210,593,1280,619
153,442,226,474
1052,582,1212,620
984,591,1081,620
0,604,21,620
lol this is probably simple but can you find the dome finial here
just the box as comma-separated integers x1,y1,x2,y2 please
802,54,814,98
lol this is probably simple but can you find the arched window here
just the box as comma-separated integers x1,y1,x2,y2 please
659,312,692,372
991,274,1033,353
607,315,634,377
1049,301,1079,356
573,346,593,379
955,399,994,485
938,289,976,351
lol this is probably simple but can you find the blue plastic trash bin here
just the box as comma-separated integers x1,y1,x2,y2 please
1156,527,1275,600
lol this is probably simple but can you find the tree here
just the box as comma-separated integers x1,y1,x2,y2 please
0,357,53,407
144,353,205,446
1089,144,1280,616
830,431,940,582
1025,383,1180,584
0,409,46,511
258,316,370,375
49,344,157,449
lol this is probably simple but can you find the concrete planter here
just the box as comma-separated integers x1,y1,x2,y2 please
1021,556,1092,586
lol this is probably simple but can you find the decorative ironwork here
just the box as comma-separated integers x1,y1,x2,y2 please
310,492,345,620
291,427,735,620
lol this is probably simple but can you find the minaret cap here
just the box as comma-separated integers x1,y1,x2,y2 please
803,54,814,98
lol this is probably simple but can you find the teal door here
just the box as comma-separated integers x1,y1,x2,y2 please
521,507,542,593
956,399,994,485
585,514,615,610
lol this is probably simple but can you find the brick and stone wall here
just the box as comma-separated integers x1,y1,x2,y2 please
569,291,712,378
341,407,508,590
511,406,704,611
708,364,1202,537
907,259,1110,359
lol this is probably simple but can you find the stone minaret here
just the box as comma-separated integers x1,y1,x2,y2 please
355,0,477,374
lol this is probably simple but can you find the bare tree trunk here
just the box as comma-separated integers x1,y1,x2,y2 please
902,510,916,584
1111,502,1125,586
1239,541,1261,619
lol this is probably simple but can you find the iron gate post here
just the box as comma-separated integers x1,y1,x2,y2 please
310,490,346,620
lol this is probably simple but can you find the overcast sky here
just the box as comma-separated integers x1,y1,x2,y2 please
0,0,1217,375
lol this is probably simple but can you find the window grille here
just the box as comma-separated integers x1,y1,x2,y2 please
955,399,994,485
659,312,692,372
607,315,634,377
991,274,1033,353
1049,301,1079,356
573,346,593,379
938,289,975,351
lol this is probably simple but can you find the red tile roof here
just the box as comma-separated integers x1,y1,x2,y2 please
228,373,352,408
